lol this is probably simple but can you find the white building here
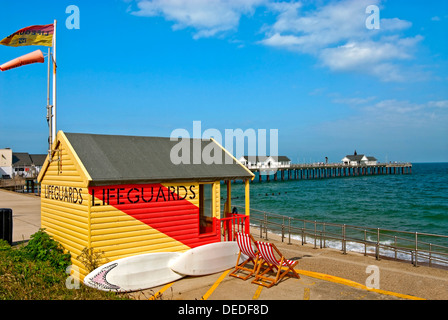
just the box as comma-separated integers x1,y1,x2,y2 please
341,151,377,166
238,155,291,170
0,148,13,178
0,149,47,178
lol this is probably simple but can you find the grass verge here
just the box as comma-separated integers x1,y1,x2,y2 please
0,230,130,300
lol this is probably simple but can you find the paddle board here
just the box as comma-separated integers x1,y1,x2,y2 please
169,241,247,276
84,252,184,292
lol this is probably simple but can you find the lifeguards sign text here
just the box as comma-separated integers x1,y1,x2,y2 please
89,184,196,206
44,185,84,204
44,184,197,207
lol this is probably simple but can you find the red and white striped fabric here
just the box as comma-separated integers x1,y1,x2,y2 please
256,241,295,267
236,232,257,259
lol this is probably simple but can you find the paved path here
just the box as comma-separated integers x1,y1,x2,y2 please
0,189,41,244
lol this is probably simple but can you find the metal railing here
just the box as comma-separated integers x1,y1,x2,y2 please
236,206,448,268
220,214,249,242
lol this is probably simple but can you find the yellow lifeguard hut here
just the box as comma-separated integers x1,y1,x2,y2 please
37,131,254,278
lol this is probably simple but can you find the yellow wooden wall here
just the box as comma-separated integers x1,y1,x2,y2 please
40,137,90,276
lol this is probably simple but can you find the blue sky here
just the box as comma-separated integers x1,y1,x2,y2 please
0,0,447,163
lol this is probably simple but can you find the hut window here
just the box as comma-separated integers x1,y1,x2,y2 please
199,184,214,234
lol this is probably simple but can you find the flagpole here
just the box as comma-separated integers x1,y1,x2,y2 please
47,47,52,152
51,19,57,143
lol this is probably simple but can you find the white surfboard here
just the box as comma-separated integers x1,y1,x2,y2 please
169,241,247,276
84,252,184,292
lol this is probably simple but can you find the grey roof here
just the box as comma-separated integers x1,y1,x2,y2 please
64,132,254,185
12,153,47,167
30,154,47,166
344,155,366,161
344,154,377,161
12,153,33,166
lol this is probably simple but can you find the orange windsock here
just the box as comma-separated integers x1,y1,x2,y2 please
0,49,44,71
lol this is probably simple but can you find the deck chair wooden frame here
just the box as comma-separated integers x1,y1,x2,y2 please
229,232,259,280
252,241,300,288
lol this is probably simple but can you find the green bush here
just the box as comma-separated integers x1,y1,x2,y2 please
21,228,72,272
0,230,129,300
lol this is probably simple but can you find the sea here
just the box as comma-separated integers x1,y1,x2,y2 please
227,162,448,260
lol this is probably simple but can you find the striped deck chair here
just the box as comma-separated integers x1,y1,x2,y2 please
229,232,259,280
252,241,300,288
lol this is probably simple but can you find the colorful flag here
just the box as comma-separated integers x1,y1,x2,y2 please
0,24,54,47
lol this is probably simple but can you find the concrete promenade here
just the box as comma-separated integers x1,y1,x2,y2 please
0,189,41,244
1,189,447,300
138,228,448,301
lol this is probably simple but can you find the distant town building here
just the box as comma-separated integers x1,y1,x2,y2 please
341,150,377,166
0,148,13,178
0,148,46,178
238,155,291,170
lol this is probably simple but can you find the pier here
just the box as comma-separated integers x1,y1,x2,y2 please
248,163,412,182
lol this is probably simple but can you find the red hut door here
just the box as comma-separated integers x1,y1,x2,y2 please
199,184,214,234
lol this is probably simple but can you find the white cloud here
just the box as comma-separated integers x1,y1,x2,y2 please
364,99,448,117
317,35,423,81
263,0,373,51
259,0,421,82
366,99,423,114
128,0,426,82
380,18,412,31
260,33,304,47
319,41,409,70
428,100,448,108
131,0,265,39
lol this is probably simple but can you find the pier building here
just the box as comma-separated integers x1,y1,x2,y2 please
238,155,291,170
